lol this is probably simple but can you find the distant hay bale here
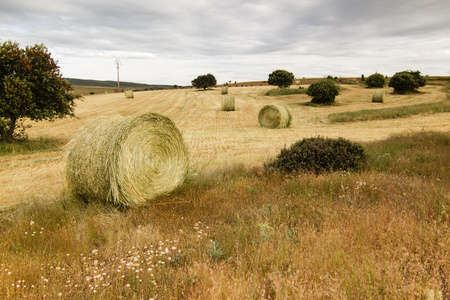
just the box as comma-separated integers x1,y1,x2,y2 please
124,90,134,98
295,80,301,85
222,95,235,111
258,104,293,129
372,90,387,103
65,113,190,207
221,86,228,95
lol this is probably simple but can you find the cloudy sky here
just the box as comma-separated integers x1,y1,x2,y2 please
1,0,449,85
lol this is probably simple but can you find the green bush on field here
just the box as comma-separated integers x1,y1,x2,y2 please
306,80,340,104
265,136,367,174
365,72,386,88
389,70,426,94
268,69,295,88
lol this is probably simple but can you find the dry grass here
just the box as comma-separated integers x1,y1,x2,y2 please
0,136,449,298
1,84,449,207
0,83,449,298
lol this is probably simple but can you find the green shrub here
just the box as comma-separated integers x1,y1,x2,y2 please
389,70,426,94
306,80,340,104
265,136,366,174
365,73,386,88
268,70,295,88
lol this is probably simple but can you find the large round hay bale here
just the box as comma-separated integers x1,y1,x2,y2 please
258,104,292,128
65,113,190,207
124,90,134,98
222,95,235,111
221,86,228,95
372,90,387,103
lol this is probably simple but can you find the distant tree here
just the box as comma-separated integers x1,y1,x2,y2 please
268,70,295,88
191,73,217,90
0,41,79,141
389,70,426,94
365,72,386,88
361,74,365,81
306,79,340,104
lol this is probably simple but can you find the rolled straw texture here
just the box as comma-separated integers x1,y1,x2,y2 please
258,104,293,128
124,90,134,98
372,90,387,103
221,86,228,95
222,95,235,111
65,113,190,207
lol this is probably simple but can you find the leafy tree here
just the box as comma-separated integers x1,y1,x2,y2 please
365,72,386,88
0,41,79,141
268,70,295,88
389,70,426,94
191,73,217,90
306,79,340,104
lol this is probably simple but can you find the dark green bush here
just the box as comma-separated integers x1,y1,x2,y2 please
365,73,386,88
265,136,366,174
306,80,340,104
268,70,295,88
389,70,426,94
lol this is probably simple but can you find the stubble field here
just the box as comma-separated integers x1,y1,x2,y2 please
1,83,449,208
1,81,449,299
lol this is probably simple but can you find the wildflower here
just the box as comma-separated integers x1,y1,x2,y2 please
30,221,35,226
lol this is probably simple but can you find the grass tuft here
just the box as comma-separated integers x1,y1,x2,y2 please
265,88,307,96
329,101,450,123
0,138,65,156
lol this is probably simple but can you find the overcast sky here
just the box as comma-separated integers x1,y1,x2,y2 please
1,0,449,85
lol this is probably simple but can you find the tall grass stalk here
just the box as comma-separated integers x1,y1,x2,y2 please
0,131,449,299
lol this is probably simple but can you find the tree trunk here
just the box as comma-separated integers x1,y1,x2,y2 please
0,117,16,142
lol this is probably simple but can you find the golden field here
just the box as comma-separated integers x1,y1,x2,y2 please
0,81,449,299
1,83,449,208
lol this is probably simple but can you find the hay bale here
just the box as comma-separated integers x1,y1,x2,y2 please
258,104,293,129
221,86,228,95
124,90,134,99
65,113,190,207
372,90,387,103
222,95,235,111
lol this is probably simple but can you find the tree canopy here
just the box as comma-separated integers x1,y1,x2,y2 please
0,41,79,141
365,72,386,88
191,73,217,90
306,79,340,104
268,70,295,88
389,70,426,94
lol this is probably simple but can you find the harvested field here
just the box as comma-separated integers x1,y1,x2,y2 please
1,84,449,207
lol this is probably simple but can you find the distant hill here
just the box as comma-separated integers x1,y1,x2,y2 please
66,78,174,90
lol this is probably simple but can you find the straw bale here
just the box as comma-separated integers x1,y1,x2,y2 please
258,104,292,128
221,87,228,95
222,95,235,111
372,90,387,103
124,90,134,98
65,113,190,207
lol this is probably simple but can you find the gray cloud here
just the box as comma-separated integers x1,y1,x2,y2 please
1,0,449,84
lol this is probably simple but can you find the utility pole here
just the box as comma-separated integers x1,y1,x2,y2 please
115,59,120,91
